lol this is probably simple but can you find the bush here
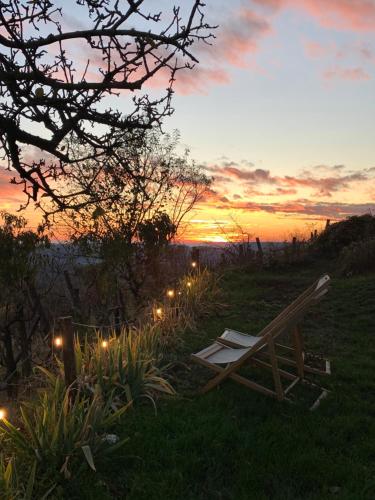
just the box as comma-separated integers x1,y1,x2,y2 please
74,326,175,408
151,268,223,349
338,237,375,276
312,214,375,257
0,369,128,498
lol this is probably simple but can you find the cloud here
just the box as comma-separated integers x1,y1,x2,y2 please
252,0,375,32
145,6,271,95
304,40,375,63
216,165,275,183
0,169,24,206
304,40,332,59
212,7,271,68
213,197,375,219
323,66,370,81
207,162,373,197
171,67,231,95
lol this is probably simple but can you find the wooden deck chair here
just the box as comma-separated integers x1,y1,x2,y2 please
191,275,331,401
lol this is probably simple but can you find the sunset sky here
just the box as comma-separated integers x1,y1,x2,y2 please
1,0,375,243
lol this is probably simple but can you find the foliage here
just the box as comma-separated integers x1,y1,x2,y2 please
0,212,50,393
0,369,129,498
0,211,49,285
90,267,375,500
338,237,375,276
73,326,175,409
312,214,375,257
152,268,223,349
0,454,21,500
63,130,211,307
0,0,214,213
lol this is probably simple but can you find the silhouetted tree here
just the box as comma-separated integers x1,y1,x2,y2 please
61,130,210,311
0,212,49,395
0,1,214,214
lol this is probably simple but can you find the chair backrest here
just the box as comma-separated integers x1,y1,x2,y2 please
220,275,331,371
251,274,330,350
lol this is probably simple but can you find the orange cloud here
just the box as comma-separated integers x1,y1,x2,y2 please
209,198,375,219
0,170,23,205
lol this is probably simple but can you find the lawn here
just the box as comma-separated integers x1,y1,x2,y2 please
66,264,375,500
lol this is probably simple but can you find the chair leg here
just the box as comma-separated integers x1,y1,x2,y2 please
201,372,225,393
267,336,284,401
293,326,304,378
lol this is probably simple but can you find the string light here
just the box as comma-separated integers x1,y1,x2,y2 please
187,281,192,288
191,261,197,268
155,307,163,318
54,336,63,348
0,408,6,420
101,340,108,349
167,289,175,299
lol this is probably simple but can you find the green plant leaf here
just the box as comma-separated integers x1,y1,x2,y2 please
25,460,37,500
81,445,96,471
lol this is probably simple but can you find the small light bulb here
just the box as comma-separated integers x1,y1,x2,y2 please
54,337,63,347
187,281,192,287
191,261,197,268
0,408,6,420
167,289,175,298
102,340,108,349
156,307,163,317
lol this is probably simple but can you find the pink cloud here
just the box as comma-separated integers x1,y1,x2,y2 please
304,40,340,59
144,6,270,95
208,162,373,197
304,39,375,64
323,67,370,81
252,0,375,32
213,7,271,68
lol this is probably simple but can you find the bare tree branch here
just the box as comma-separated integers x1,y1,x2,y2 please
0,0,215,215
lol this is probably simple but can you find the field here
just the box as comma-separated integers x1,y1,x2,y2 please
64,263,375,500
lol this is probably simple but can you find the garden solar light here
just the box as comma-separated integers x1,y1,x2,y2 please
187,281,192,287
191,261,197,268
156,307,163,318
102,340,108,349
167,289,175,298
0,408,6,420
54,336,63,347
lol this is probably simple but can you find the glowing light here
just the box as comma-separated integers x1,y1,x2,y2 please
191,261,197,268
187,281,192,287
102,340,108,349
0,408,6,420
54,337,63,348
156,307,163,318
167,289,175,299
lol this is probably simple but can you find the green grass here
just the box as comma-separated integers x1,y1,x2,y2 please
62,265,375,499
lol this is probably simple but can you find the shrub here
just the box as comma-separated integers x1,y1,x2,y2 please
0,455,22,500
74,325,175,409
151,268,223,349
338,237,375,276
0,369,128,498
312,214,375,257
